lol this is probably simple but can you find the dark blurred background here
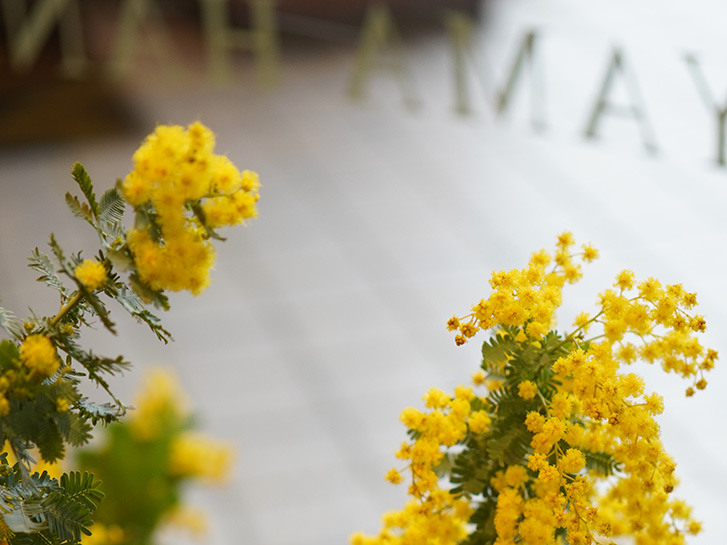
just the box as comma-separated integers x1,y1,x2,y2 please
0,0,483,146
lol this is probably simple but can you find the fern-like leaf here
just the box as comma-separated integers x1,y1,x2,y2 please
9,530,67,545
485,424,531,467
97,188,126,240
97,188,124,225
31,471,59,490
0,304,24,339
76,398,125,426
60,472,104,512
58,337,131,379
481,331,518,369
78,291,116,335
36,472,103,542
583,450,623,477
117,282,172,340
41,492,92,542
6,400,65,466
64,193,95,227
70,163,98,218
190,201,226,241
487,386,537,416
28,249,67,297
33,418,65,465
128,274,171,313
48,235,70,276
52,411,92,447
461,500,497,545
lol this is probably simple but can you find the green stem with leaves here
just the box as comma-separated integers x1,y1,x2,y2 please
50,292,85,328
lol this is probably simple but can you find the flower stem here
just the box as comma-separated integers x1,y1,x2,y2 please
51,291,84,327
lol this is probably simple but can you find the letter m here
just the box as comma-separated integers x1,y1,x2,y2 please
446,12,544,130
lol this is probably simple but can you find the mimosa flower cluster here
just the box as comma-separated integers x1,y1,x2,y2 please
353,233,716,545
78,369,233,545
19,334,61,380
0,122,253,545
127,369,233,484
122,122,259,295
74,260,108,292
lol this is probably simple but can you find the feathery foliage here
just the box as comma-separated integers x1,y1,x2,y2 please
0,122,258,544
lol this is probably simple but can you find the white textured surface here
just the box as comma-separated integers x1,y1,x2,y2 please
1,1,726,544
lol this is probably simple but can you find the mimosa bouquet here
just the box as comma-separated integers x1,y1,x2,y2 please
354,233,715,545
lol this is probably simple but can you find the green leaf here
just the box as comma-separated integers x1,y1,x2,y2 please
42,490,93,542
60,471,104,512
70,163,98,218
114,284,172,342
52,411,93,447
78,291,116,335
97,188,126,241
33,416,65,464
5,397,66,465
97,188,125,225
65,193,95,227
128,274,171,314
6,439,37,471
485,423,531,467
9,531,64,545
48,235,71,277
487,386,537,416
57,337,131,380
190,201,226,241
28,248,67,297
461,499,497,545
481,330,518,371
583,450,623,477
0,304,24,339
76,398,125,426
133,204,162,243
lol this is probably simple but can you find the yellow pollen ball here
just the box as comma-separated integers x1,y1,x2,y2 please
518,380,538,400
20,335,60,379
75,260,108,291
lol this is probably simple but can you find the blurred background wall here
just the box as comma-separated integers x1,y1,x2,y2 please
1,1,726,544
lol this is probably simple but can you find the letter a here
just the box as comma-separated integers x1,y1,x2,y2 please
583,48,658,153
108,0,181,81
348,5,420,109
